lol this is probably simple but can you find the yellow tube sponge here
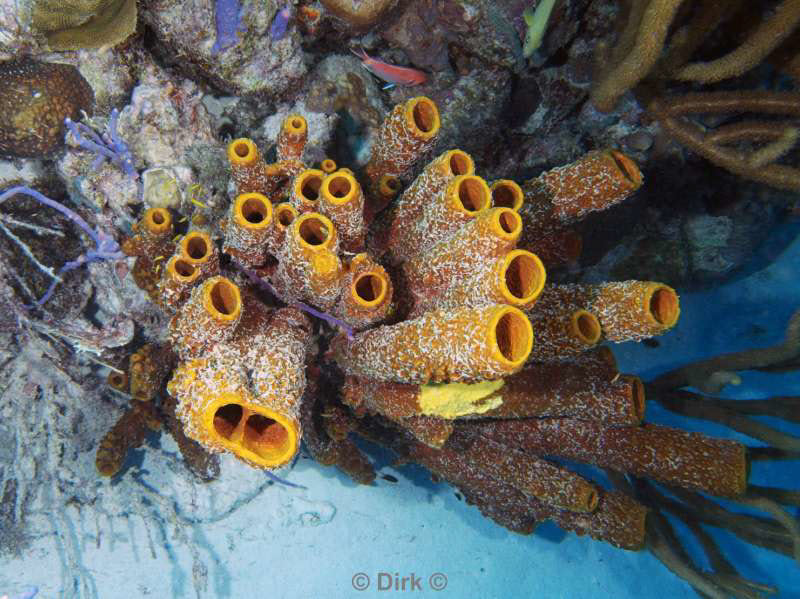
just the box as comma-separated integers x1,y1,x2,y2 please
290,169,325,213
178,230,219,280
332,253,393,330
319,170,366,252
331,304,533,383
402,207,522,301
277,114,308,162
384,149,474,261
227,138,270,196
266,202,299,255
168,303,311,469
364,96,441,210
121,207,173,257
490,179,525,211
543,282,681,342
320,158,337,173
244,307,312,464
169,276,243,359
420,249,546,314
527,306,603,361
273,212,343,309
392,174,492,263
520,150,643,238
223,193,274,267
158,256,200,310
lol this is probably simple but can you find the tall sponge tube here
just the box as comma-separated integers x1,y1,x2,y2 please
331,304,533,384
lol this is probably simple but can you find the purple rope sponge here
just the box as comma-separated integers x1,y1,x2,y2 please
0,186,125,308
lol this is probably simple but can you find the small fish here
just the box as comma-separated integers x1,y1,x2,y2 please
381,474,398,483
270,4,294,42
522,0,557,59
350,48,427,87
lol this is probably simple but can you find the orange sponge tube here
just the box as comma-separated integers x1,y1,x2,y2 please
385,149,474,260
277,114,308,162
169,276,243,359
364,96,441,210
273,212,343,309
331,304,533,383
333,253,393,330
227,138,269,196
223,193,274,266
319,170,366,252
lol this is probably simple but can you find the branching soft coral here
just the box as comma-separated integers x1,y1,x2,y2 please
591,0,800,190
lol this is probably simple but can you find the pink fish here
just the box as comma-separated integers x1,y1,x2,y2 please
350,48,427,86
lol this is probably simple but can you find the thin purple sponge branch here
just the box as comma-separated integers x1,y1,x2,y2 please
232,259,355,340
65,108,136,179
0,186,125,308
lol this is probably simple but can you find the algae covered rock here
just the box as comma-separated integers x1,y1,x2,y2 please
140,0,306,98
32,0,137,50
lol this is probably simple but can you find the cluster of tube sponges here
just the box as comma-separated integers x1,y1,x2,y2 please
120,95,747,552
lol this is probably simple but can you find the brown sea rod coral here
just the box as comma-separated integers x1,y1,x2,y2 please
591,0,800,190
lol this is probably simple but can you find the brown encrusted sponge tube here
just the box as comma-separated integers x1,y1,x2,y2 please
419,249,546,315
456,430,600,513
168,304,311,470
276,114,308,162
227,138,269,195
331,304,533,383
244,307,313,461
403,415,455,449
343,352,643,426
394,174,493,263
364,96,441,213
161,395,220,482
518,229,582,269
319,170,366,252
223,193,274,267
290,169,324,213
129,343,175,401
384,149,474,261
490,179,524,211
527,304,603,361
122,208,173,257
96,402,161,477
589,281,680,341
402,207,522,302
158,255,201,309
0,58,94,157
300,391,376,484
178,230,219,280
273,212,343,309
107,369,128,393
519,149,643,237
169,276,243,359
404,437,647,549
544,282,681,342
477,418,748,498
332,253,393,330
